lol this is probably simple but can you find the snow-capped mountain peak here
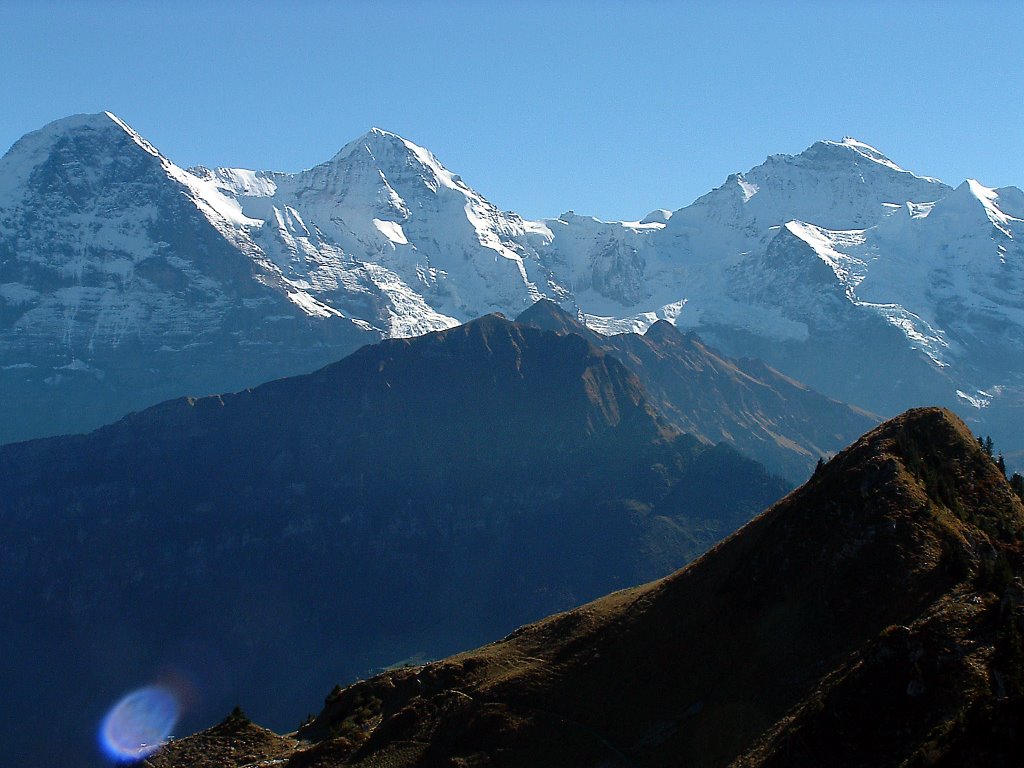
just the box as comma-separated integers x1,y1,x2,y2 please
806,136,905,170
3,113,1024,459
0,110,259,233
0,111,153,198
175,126,559,340
329,127,467,195
927,178,1020,238
0,110,170,183
667,136,951,235
829,136,942,183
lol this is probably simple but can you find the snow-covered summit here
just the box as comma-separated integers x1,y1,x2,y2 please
188,124,559,338
0,110,259,231
3,111,138,156
3,113,1024,455
0,110,174,185
925,179,1021,237
327,127,467,193
0,111,154,198
828,136,942,183
671,136,951,233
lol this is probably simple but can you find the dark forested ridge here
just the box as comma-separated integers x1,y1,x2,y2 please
1,312,787,766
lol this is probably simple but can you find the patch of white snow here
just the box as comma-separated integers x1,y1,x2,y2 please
956,389,992,409
373,219,410,245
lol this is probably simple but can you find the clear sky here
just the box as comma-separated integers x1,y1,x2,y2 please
1,0,1021,221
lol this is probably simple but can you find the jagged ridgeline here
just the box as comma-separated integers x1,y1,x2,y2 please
153,408,1024,768
516,299,877,482
0,314,787,767
3,113,1024,467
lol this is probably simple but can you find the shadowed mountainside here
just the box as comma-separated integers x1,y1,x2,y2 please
517,299,878,482
0,313,787,767
154,408,1024,767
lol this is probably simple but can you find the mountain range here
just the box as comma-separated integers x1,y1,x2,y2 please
1,113,1022,461
6,110,1024,767
150,407,1024,767
0,312,788,767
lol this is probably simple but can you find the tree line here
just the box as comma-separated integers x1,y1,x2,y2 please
978,435,1024,502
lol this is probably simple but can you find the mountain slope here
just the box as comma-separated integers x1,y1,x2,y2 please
3,113,1023,463
0,112,373,443
195,126,555,338
153,408,1024,767
517,298,878,481
0,313,787,767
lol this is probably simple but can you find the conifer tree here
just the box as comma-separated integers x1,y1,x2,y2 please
1011,473,1024,502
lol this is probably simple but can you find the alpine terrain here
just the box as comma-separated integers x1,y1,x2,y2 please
516,298,876,481
1,113,1022,461
0,313,787,767
152,408,1024,768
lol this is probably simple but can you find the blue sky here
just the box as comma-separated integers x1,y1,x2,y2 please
2,0,1021,220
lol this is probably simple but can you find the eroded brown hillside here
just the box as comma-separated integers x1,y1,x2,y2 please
153,408,1024,767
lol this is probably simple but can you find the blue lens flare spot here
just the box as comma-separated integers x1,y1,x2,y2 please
99,684,180,761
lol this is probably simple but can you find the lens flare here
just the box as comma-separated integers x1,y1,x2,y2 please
99,684,180,761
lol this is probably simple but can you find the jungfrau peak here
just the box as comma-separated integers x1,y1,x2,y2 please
669,135,948,233
1,111,1023,461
